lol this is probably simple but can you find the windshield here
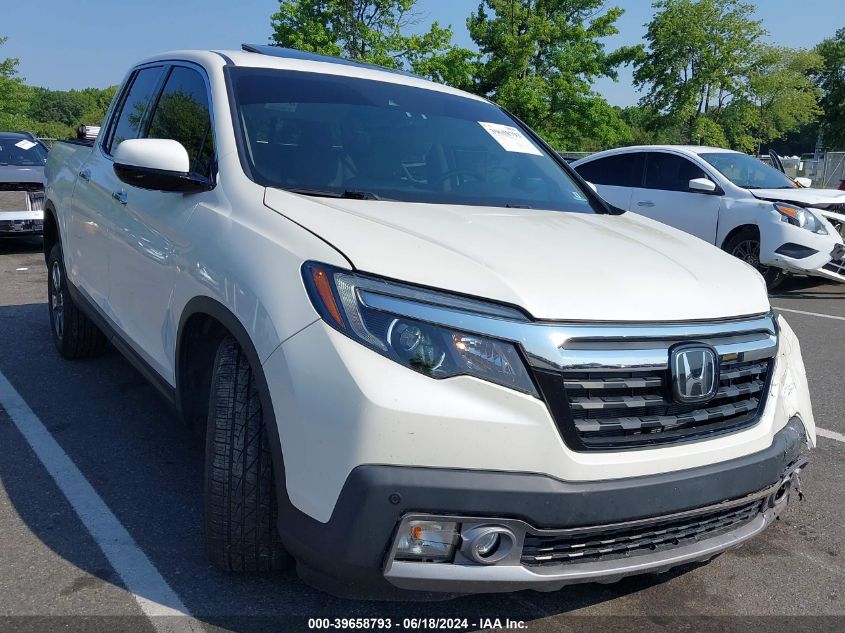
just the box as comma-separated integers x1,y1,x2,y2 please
228,68,596,213
700,152,796,190
0,137,48,167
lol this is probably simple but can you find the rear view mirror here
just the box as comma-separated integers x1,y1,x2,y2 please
113,138,213,193
689,177,717,194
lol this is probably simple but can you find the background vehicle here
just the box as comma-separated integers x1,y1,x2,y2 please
768,150,845,238
43,47,815,599
573,146,845,289
0,132,48,237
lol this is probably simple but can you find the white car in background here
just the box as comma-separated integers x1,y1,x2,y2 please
573,146,845,289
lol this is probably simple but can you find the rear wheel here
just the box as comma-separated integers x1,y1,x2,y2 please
723,229,785,291
47,244,107,359
204,335,288,572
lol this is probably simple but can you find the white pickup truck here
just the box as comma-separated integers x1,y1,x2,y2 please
44,45,815,599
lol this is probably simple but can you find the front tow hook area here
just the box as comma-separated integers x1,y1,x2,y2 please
769,457,809,514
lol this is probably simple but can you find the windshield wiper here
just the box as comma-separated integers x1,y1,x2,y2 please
341,189,382,200
285,187,382,200
506,203,532,209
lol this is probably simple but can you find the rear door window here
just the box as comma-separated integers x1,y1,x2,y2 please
146,66,215,177
575,153,645,187
106,67,165,154
644,152,707,192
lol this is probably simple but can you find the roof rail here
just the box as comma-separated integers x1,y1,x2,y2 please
240,44,422,80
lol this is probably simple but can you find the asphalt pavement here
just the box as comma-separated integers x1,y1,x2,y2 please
0,236,843,633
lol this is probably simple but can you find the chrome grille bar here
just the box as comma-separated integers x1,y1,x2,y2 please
563,376,663,390
569,379,764,411
573,399,760,433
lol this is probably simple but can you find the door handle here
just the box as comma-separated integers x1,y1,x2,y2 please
637,201,656,207
79,169,91,181
112,190,128,205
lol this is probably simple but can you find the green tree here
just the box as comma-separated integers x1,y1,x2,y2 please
25,86,118,138
0,36,117,138
270,0,475,87
633,0,765,142
28,88,89,128
467,0,639,150
743,46,822,154
0,36,35,132
816,27,845,149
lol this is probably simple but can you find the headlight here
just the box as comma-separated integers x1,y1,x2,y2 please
774,203,828,235
302,262,538,397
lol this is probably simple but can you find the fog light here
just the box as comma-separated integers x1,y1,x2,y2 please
463,526,516,565
394,520,460,562
474,532,500,557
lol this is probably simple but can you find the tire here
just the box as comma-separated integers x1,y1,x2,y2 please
204,335,288,572
723,229,785,291
47,243,107,359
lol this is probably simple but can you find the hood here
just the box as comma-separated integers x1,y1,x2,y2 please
750,187,845,209
0,165,45,185
264,189,770,322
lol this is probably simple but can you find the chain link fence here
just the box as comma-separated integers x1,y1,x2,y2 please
819,152,845,189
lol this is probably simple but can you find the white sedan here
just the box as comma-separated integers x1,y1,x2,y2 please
573,145,845,289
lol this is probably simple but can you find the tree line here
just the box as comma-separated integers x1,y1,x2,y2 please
1,1,843,153
0,37,117,139
270,0,845,153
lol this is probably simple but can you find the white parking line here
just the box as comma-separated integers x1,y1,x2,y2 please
773,306,845,322
0,370,202,632
818,427,845,444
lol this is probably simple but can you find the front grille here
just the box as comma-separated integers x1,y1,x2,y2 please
561,359,770,449
0,191,28,212
824,257,845,276
0,186,45,212
521,499,762,567
28,192,45,211
533,319,777,451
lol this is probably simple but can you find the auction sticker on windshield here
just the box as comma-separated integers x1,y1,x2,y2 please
478,121,542,155
14,140,38,150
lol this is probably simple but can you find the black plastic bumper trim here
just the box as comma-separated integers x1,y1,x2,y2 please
275,418,806,597
775,243,819,259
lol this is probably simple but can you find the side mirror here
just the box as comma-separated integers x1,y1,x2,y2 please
689,177,717,194
585,181,598,193
113,138,213,193
794,177,812,188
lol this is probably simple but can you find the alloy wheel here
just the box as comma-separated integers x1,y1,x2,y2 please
731,239,769,274
50,260,64,340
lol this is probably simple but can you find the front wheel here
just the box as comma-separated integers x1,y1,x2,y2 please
204,335,289,572
723,230,785,291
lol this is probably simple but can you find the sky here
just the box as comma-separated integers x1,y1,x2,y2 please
3,0,842,107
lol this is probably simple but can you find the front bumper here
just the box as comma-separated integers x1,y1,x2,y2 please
759,209,844,280
279,419,807,597
814,243,845,282
0,210,44,236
